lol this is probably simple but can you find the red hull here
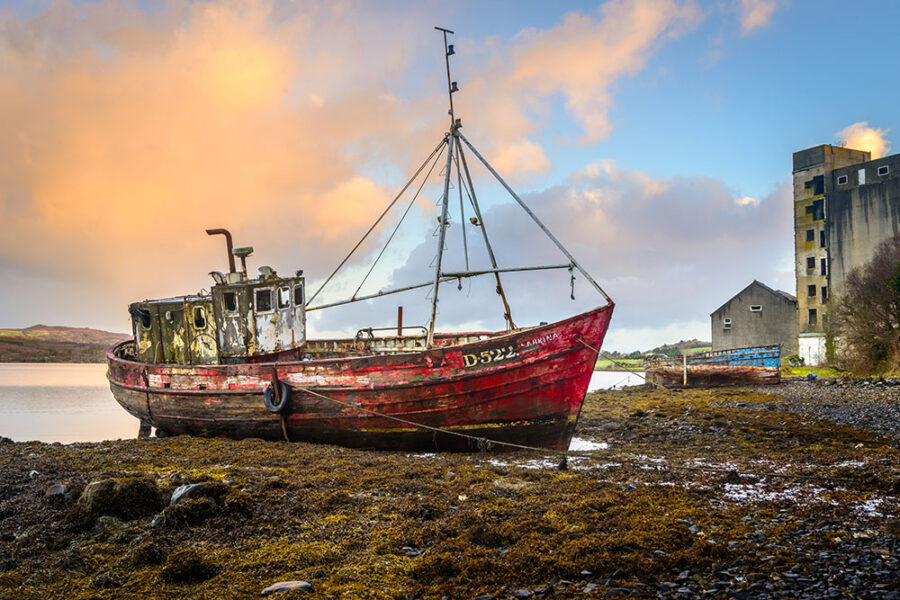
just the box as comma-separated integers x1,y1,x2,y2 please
107,304,613,451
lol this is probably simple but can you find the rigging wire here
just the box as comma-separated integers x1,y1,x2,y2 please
455,139,470,270
351,144,446,300
306,136,448,308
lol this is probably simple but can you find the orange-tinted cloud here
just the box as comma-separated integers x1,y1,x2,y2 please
0,0,707,332
835,122,892,159
739,0,778,35
0,1,431,299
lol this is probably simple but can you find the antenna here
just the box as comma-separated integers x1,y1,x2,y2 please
434,26,458,129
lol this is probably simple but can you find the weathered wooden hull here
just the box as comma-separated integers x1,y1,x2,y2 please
645,345,781,387
107,304,613,451
645,364,780,387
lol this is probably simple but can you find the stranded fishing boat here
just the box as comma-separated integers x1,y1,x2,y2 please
644,345,781,387
107,28,615,451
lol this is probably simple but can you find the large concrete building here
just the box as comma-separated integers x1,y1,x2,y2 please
710,280,798,355
793,144,900,364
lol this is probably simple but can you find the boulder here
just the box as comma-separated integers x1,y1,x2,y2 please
75,477,164,521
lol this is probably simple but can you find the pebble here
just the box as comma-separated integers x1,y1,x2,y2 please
45,483,66,496
260,580,313,595
513,589,532,599
170,482,220,506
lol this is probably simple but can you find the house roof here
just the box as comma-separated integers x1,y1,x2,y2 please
710,280,798,316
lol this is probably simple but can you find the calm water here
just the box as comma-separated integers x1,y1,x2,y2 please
0,363,644,443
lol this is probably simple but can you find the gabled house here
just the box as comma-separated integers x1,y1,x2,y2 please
711,280,798,356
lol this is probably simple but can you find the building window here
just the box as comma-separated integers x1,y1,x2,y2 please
878,165,890,177
820,257,827,276
808,284,816,297
749,305,762,312
837,174,848,185
723,318,732,329
806,256,815,269
255,288,273,312
806,229,815,242
805,199,824,221
859,168,866,185
821,286,828,302
820,230,826,248
809,309,817,326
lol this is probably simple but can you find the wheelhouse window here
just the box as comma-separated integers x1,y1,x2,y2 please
192,306,206,329
255,288,273,312
223,292,237,313
277,286,291,309
294,284,304,306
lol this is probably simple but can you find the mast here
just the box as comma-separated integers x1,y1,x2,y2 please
427,27,459,348
435,26,457,129
308,27,611,330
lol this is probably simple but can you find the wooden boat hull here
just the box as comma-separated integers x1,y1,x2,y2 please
645,345,781,387
107,304,613,451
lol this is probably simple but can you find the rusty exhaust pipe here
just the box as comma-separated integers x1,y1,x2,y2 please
206,228,236,273
398,306,403,337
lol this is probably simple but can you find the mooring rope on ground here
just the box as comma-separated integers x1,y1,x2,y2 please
289,384,872,484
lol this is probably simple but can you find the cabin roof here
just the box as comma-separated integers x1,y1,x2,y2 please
135,295,210,306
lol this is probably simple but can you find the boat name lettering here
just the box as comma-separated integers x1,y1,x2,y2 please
526,332,558,346
462,343,519,368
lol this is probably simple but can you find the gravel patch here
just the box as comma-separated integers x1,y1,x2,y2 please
732,380,900,440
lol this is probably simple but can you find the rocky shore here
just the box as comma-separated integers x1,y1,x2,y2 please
1,385,898,599
743,379,900,441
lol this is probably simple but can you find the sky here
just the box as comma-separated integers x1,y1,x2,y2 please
0,0,897,352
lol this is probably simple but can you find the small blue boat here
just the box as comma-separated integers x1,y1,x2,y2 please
645,345,781,387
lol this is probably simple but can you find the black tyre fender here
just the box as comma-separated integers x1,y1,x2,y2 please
264,380,292,414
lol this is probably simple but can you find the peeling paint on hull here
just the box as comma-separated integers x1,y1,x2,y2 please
107,304,614,451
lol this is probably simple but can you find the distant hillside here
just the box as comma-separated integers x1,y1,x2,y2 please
0,325,131,363
647,339,712,357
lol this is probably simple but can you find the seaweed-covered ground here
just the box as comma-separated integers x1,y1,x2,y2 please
1,385,898,599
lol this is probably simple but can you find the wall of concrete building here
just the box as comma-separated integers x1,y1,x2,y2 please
711,281,798,356
792,145,870,342
827,155,900,301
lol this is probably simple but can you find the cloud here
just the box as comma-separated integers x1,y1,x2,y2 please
835,121,892,159
738,0,777,35
0,1,442,328
0,0,713,333
335,162,794,352
456,0,701,167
